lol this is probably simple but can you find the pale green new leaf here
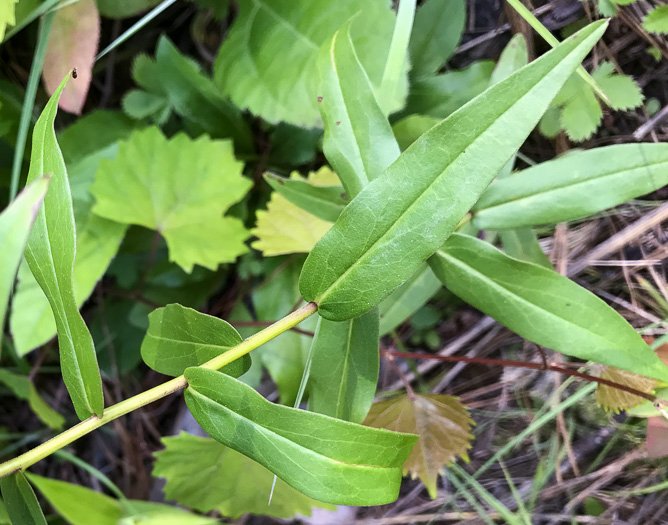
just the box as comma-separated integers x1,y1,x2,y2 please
318,23,401,197
141,303,250,377
490,34,528,86
0,0,17,41
473,144,668,230
308,308,380,423
0,472,46,525
643,6,668,34
0,369,64,429
214,0,406,127
0,177,49,350
11,111,131,356
24,76,103,419
592,61,643,110
300,21,608,321
91,127,252,272
154,432,333,518
379,263,442,335
263,172,347,223
185,367,418,505
430,233,668,382
409,0,465,78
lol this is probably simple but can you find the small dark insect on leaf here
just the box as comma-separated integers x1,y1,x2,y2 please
72,67,78,79
335,121,341,126
317,96,323,102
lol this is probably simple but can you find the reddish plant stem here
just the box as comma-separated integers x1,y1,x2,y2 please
382,349,657,402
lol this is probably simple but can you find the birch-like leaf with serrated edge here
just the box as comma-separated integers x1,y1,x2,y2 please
252,168,336,256
643,6,668,34
430,233,668,383
364,394,474,499
595,367,657,413
24,75,103,420
91,127,252,273
0,177,49,351
153,432,334,519
300,21,608,322
213,0,405,127
141,303,250,378
185,367,418,505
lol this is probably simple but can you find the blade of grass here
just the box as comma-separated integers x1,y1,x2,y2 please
8,11,55,200
380,0,416,97
95,0,179,61
444,467,496,525
500,461,532,525
505,0,611,105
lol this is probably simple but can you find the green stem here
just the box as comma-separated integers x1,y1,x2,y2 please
0,302,318,479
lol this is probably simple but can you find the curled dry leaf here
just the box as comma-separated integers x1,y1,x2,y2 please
364,394,474,498
42,0,100,114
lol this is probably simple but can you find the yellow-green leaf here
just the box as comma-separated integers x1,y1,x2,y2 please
596,366,657,413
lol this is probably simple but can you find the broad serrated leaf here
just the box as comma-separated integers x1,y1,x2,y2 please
596,366,657,412
404,61,495,118
0,369,64,429
141,303,250,377
0,177,49,351
430,233,668,382
364,394,474,499
379,263,442,335
263,171,347,223
299,21,608,322
0,0,17,41
472,144,668,230
318,22,401,197
185,367,418,505
213,0,406,127
598,0,618,17
409,0,465,78
643,6,668,34
0,472,46,525
42,0,99,114
91,127,252,273
308,308,380,423
592,61,643,110
24,75,103,419
153,432,333,519
252,169,336,256
11,111,132,356
126,36,252,151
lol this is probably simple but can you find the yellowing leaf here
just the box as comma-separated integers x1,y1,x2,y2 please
91,127,252,272
0,0,17,41
153,432,334,519
364,394,474,498
596,366,657,413
251,168,336,256
42,0,100,114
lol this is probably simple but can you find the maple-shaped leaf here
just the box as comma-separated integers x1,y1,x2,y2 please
42,0,100,114
364,394,474,498
643,6,668,34
153,432,334,519
0,0,17,41
91,127,252,272
596,366,657,413
251,167,337,256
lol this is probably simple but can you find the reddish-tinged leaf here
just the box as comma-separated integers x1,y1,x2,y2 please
42,0,100,114
646,416,668,459
364,394,474,499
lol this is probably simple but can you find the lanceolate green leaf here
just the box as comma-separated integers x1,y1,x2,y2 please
430,233,668,382
379,263,442,335
263,172,347,223
23,76,103,419
141,304,250,377
184,367,417,505
308,308,380,423
0,472,47,525
300,21,608,322
473,143,668,230
318,23,401,197
0,177,49,351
